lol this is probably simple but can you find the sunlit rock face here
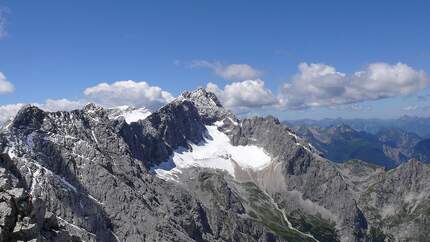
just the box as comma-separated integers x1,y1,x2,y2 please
0,89,429,241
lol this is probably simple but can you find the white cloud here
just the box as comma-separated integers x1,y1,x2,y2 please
0,99,84,125
192,60,262,80
206,79,277,110
36,99,84,111
1,80,175,124
280,62,430,109
0,72,14,94
0,103,24,124
83,80,174,110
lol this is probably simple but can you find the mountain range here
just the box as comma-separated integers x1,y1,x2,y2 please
286,117,430,138
0,89,429,241
291,124,429,168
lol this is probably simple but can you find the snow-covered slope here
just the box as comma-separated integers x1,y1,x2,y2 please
152,125,271,181
108,106,151,124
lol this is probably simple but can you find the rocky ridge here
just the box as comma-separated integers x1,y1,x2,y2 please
0,88,429,241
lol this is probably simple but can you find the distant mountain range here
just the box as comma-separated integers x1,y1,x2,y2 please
286,116,430,138
289,122,430,168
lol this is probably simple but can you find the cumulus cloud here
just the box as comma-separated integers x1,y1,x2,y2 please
83,80,174,110
280,62,430,109
36,99,84,111
0,72,14,94
192,60,262,80
1,80,175,124
0,103,24,124
206,79,277,110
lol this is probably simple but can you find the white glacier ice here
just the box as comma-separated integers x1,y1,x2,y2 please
109,106,151,124
152,125,271,181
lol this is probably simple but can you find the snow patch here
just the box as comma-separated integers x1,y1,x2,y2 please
214,117,239,128
123,108,151,124
152,125,271,181
56,216,96,237
91,131,98,144
30,168,42,196
214,120,224,127
59,176,78,193
228,117,239,126
6,145,18,159
109,106,151,124
287,130,299,140
287,130,318,154
28,161,78,194
87,194,104,205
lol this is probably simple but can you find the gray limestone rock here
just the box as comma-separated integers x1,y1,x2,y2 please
0,88,428,242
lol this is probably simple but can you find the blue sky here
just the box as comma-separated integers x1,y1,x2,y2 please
0,0,430,120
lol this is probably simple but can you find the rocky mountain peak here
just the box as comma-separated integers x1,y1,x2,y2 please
82,103,106,116
179,88,234,124
181,88,223,108
397,158,427,173
10,105,46,131
83,102,98,111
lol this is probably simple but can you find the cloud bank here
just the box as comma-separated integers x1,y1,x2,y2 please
38,99,84,111
206,79,277,110
1,80,175,124
83,80,174,110
0,103,23,124
279,62,430,109
0,99,83,124
1,62,429,123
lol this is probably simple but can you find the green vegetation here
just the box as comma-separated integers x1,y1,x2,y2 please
287,210,340,242
345,159,382,169
240,182,315,241
368,227,387,242
237,182,341,242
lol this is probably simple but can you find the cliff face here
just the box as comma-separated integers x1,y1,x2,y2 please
357,160,430,241
0,88,429,242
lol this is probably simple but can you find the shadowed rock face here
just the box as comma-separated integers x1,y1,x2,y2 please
412,138,430,162
119,99,207,167
0,89,429,242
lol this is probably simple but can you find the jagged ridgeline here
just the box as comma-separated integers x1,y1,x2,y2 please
0,89,429,242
